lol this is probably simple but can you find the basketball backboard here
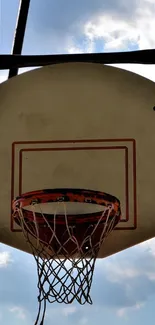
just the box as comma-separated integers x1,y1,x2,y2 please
0,62,155,257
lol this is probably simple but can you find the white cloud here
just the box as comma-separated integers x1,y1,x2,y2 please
68,38,94,54
117,302,144,318
68,45,86,54
0,75,7,83
146,272,155,280
9,306,26,320
104,262,140,283
102,238,155,285
92,239,155,314
84,17,138,51
61,305,77,316
0,251,12,267
139,238,155,255
110,64,155,82
67,0,155,52
117,307,127,318
79,317,88,325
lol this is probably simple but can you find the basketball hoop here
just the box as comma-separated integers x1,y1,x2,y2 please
12,188,121,324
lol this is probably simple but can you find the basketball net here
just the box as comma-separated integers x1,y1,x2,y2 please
13,197,119,324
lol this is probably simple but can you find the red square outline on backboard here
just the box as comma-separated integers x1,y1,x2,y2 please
11,139,137,231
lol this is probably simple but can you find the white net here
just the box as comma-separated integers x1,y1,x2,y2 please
13,199,119,324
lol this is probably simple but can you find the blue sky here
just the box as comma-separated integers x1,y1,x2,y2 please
1,0,155,324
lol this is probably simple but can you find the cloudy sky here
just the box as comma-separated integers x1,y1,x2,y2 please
0,0,155,324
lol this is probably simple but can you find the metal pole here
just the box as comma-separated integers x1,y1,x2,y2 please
1,49,155,70
8,0,31,79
